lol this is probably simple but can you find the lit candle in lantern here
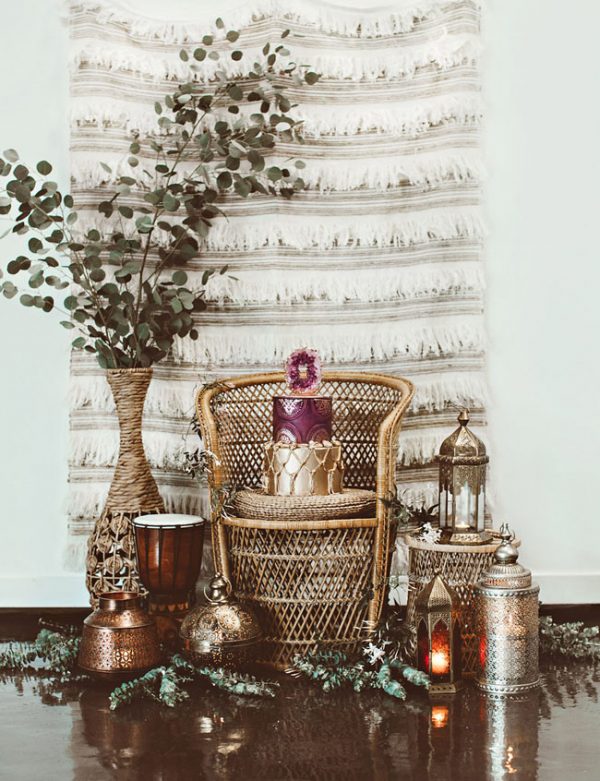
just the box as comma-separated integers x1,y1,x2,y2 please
415,575,463,695
431,649,450,675
454,483,471,528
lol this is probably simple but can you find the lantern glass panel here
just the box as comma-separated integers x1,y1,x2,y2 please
417,619,430,673
439,463,451,528
439,488,448,528
453,466,474,530
431,619,451,682
476,482,485,532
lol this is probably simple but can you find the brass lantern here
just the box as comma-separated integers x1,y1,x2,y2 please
437,409,492,545
179,574,263,668
415,574,463,695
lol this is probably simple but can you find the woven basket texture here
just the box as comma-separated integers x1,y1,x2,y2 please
231,488,376,523
196,372,414,669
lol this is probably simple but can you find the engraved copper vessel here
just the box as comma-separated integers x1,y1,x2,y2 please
179,574,263,668
78,591,162,681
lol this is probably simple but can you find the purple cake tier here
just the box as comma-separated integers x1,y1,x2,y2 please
273,395,332,444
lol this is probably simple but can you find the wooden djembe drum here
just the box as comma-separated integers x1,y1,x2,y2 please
133,513,205,646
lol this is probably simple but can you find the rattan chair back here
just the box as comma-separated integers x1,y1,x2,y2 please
196,371,414,668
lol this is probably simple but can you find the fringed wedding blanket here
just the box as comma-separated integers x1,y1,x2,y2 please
66,0,485,574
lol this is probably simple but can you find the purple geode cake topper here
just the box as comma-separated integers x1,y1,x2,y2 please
285,348,322,395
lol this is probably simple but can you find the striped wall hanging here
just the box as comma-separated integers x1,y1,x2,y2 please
65,0,486,575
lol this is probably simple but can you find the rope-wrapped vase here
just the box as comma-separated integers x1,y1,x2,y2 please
86,368,164,605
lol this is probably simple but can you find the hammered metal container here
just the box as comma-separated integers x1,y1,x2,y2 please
179,574,263,668
78,591,162,681
474,525,540,694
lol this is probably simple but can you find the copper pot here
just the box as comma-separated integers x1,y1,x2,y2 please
78,591,162,681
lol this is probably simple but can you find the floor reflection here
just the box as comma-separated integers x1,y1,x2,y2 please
1,657,599,779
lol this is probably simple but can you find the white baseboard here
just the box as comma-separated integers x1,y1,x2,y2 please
0,573,599,608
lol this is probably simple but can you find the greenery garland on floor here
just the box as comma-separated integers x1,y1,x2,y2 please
109,654,278,709
2,615,599,710
0,627,81,678
539,616,600,661
288,650,429,699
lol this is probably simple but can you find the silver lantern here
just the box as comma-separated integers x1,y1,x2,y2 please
437,409,492,545
474,524,540,694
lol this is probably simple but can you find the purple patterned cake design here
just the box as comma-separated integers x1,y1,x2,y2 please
273,395,332,444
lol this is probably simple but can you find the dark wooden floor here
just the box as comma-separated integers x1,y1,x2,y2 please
1,608,599,780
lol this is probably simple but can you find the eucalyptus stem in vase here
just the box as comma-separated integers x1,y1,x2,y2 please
0,24,319,602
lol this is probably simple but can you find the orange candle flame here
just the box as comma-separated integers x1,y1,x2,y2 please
431,649,450,675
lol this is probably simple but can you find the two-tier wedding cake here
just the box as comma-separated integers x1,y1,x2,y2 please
263,348,344,497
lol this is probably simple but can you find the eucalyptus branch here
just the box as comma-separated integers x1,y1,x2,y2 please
109,653,278,710
0,22,320,369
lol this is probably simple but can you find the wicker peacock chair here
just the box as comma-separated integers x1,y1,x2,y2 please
196,371,414,670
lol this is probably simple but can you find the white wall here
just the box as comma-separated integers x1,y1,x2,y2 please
0,0,598,605
483,0,600,602
0,1,88,605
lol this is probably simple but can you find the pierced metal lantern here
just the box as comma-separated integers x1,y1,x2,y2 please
474,524,540,694
437,409,492,545
415,574,463,695
179,574,263,669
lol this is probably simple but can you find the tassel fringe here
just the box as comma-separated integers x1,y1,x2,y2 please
69,371,487,417
66,481,210,520
70,0,472,41
69,429,199,469
202,262,484,304
74,205,484,252
70,147,484,192
67,420,484,469
172,315,483,365
70,91,483,138
70,34,481,83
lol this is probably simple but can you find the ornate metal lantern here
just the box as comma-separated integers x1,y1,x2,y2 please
415,574,463,695
437,409,492,545
474,524,540,694
179,574,263,668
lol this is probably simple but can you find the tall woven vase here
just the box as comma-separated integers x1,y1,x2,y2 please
85,368,165,605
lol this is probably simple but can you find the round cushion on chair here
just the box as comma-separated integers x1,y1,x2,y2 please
231,488,377,523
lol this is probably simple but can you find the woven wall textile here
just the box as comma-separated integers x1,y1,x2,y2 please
65,0,485,569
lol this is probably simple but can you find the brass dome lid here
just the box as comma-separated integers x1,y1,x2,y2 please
415,574,459,612
437,409,489,464
479,525,532,590
179,575,263,652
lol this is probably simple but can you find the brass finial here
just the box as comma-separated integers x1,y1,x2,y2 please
458,409,470,426
205,573,232,604
494,523,519,565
